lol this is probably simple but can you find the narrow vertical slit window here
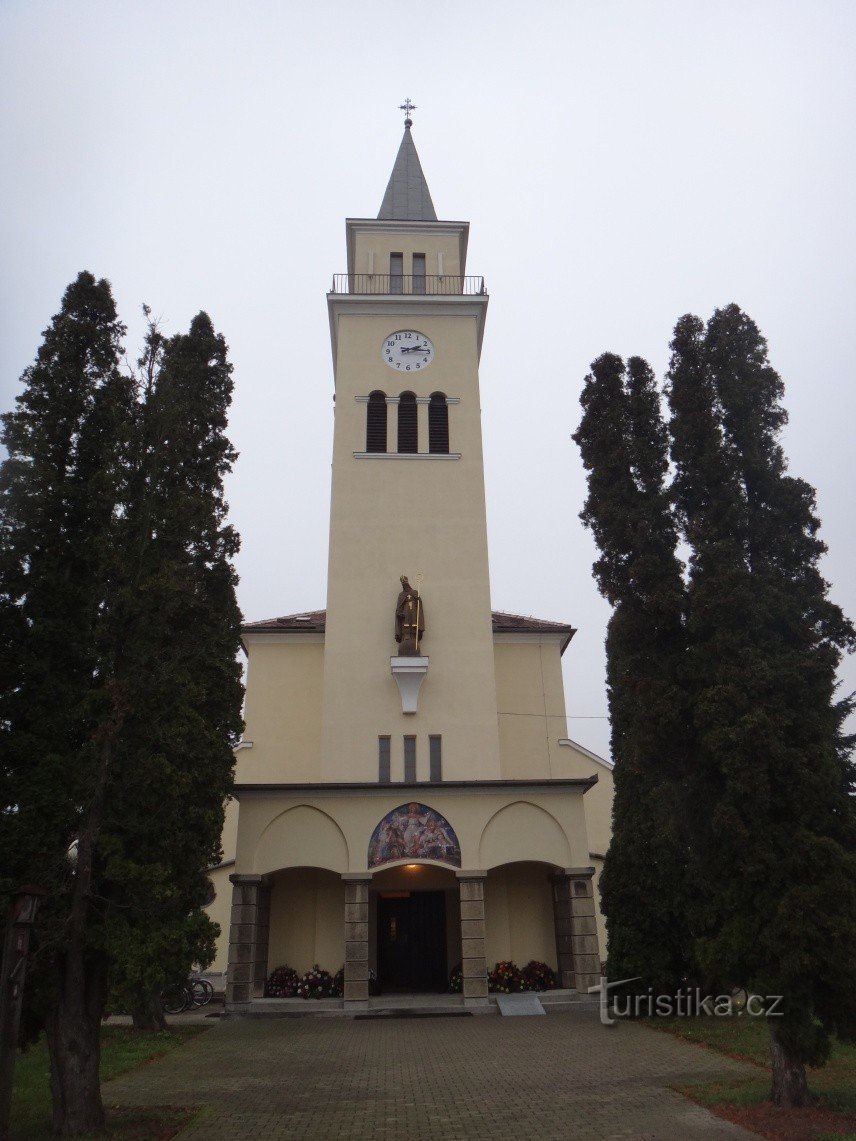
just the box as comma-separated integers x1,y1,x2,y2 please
428,392,449,454
366,391,387,453
429,736,442,782
412,253,426,295
378,736,391,784
390,252,403,294
398,392,418,454
404,736,416,782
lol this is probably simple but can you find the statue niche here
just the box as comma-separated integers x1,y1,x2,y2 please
394,575,425,656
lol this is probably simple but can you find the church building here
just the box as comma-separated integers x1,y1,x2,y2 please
208,112,613,1010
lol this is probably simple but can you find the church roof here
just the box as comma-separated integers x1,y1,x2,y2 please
243,609,576,651
377,125,437,222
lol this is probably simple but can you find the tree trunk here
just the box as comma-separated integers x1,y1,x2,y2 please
768,1021,808,1108
44,954,109,1135
44,739,113,1133
131,989,167,1032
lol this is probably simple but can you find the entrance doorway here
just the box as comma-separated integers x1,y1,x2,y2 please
377,890,447,992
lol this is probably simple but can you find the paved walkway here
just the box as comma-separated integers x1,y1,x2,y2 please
106,1008,756,1138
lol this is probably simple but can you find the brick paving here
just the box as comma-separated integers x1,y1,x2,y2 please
105,1008,755,1138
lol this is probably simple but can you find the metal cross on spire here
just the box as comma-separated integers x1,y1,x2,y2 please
398,97,417,128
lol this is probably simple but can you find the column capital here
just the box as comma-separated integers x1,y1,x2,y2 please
341,872,374,883
228,873,272,886
552,866,596,881
455,869,488,881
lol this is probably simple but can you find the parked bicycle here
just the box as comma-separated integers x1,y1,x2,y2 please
162,976,214,1015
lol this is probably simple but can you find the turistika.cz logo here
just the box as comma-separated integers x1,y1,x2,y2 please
588,977,784,1027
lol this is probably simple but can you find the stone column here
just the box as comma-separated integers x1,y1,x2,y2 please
551,867,601,994
225,873,271,1006
342,873,372,1008
456,870,489,1005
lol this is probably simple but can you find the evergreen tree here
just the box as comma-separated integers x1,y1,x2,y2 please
574,354,692,993
102,312,243,1030
0,281,243,1131
0,272,132,1132
668,305,856,1106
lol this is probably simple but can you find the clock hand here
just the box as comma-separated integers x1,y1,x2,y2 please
400,345,429,353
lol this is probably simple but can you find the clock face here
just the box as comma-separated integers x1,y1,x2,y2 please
382,330,435,372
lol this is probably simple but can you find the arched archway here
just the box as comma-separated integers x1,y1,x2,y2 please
254,804,349,874
478,801,572,869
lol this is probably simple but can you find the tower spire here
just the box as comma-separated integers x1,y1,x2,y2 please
378,101,437,222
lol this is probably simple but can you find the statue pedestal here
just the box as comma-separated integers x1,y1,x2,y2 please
390,656,429,714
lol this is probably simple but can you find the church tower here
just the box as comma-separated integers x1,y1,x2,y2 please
216,110,612,1012
322,113,501,783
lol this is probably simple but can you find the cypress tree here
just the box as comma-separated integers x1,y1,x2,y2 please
574,354,692,993
0,284,243,1131
0,272,132,1132
103,312,243,1029
668,305,856,1106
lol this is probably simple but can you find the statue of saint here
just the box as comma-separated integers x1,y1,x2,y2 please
395,575,425,655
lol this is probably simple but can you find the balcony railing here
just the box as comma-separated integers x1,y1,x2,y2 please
330,274,487,296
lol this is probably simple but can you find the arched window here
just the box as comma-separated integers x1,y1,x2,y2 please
366,391,387,453
397,391,417,453
429,392,449,454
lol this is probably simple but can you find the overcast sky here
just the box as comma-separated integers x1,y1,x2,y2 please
2,1,854,761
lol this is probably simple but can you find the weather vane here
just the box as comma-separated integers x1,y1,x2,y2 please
399,97,417,128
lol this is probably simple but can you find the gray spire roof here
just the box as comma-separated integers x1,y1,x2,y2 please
377,126,437,221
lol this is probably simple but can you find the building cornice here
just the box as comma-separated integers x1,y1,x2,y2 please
232,776,598,797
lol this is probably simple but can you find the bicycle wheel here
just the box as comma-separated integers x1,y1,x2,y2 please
189,978,213,1007
162,983,190,1015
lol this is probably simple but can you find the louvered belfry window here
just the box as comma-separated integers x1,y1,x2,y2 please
398,392,418,453
428,392,449,454
366,391,387,453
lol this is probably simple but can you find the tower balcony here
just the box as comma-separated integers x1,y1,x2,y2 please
330,274,487,297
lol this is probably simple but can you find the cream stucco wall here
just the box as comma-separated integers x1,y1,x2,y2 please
238,637,324,783
484,863,557,969
494,636,570,779
322,300,500,784
267,867,343,975
234,786,593,876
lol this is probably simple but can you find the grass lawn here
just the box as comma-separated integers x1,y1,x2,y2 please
9,1025,209,1139
648,1014,856,1139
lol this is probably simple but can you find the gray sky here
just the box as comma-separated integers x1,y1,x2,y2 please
2,1,854,761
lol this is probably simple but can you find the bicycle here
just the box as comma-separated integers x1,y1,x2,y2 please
161,976,214,1014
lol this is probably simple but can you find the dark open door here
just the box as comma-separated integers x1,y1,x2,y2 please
377,890,447,992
